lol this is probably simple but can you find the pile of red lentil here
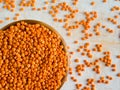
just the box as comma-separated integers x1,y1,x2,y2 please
0,21,68,90
0,0,120,90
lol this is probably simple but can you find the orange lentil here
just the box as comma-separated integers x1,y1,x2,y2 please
19,7,24,11
81,52,85,56
67,32,71,36
37,8,41,11
10,9,14,12
100,76,105,80
66,28,71,31
105,80,109,84
74,59,79,63
77,48,81,52
75,21,79,24
70,51,74,55
51,14,56,17
69,67,72,71
13,17,18,20
95,59,99,63
74,40,78,44
106,51,110,54
73,2,77,6
79,84,82,87
92,48,97,51
97,23,101,26
93,62,98,66
103,51,108,55
111,64,116,67
80,46,84,49
95,32,100,36
91,1,95,6
85,42,90,46
71,76,74,80
45,1,49,4
15,13,20,16
63,23,68,29
111,8,115,11
117,25,120,29
94,29,98,32
58,19,63,23
97,80,101,83
112,68,116,72
49,10,53,14
117,73,120,77
32,7,36,11
117,55,120,58
83,48,88,52
108,17,112,21
73,79,78,82
69,72,72,74
64,19,68,22
102,25,106,28
114,15,119,18
54,9,59,13
3,5,7,9
53,18,58,22
0,20,4,24
43,6,47,10
88,54,93,58
87,50,91,53
66,46,70,50
112,21,117,24
78,73,82,76
89,33,93,37
83,45,88,49
5,17,10,20
103,0,107,3
51,0,56,3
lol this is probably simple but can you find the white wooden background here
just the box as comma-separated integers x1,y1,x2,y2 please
0,0,120,90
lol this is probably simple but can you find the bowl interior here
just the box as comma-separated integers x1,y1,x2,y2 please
1,20,68,90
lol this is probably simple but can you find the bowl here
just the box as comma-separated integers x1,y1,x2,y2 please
1,20,68,90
